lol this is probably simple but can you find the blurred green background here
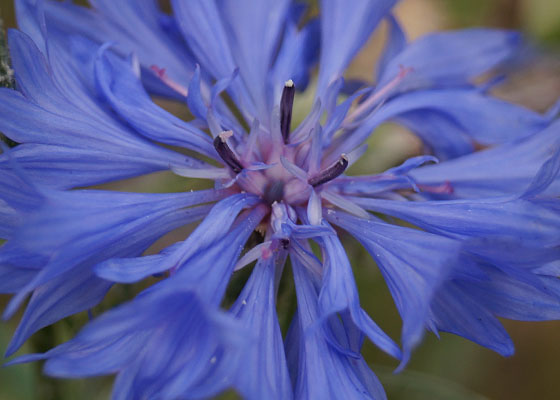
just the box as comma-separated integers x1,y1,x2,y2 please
1,0,559,399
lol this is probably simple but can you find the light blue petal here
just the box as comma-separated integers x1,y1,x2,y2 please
384,155,439,175
170,0,234,80
0,168,42,213
0,198,19,239
322,86,371,145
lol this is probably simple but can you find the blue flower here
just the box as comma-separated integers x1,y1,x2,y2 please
2,0,560,399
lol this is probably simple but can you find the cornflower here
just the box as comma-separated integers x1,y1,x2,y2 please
1,1,559,399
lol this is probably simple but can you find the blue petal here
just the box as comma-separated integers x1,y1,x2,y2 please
187,65,208,121
94,47,216,159
171,0,256,118
271,17,320,99
7,27,57,108
168,204,269,304
95,193,262,284
378,29,521,91
467,265,560,321
2,193,211,353
463,240,560,292
228,255,293,400
316,0,397,97
0,144,178,190
395,110,475,159
0,265,37,294
350,195,560,247
428,282,514,356
14,285,251,400
290,259,387,399
217,0,291,121
1,30,199,187
521,145,560,198
384,155,439,175
410,120,560,197
133,210,271,399
317,232,401,360
0,200,19,239
5,267,112,357
14,0,47,53
327,210,460,366
0,167,43,236
3,189,222,319
375,14,406,82
35,0,196,94
337,88,548,157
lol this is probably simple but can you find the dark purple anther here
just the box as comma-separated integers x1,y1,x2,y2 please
308,154,349,187
280,238,290,250
280,79,295,144
213,131,244,174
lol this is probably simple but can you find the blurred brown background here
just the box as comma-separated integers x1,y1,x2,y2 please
0,0,559,399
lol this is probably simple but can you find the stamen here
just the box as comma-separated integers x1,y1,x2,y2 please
308,154,349,187
280,79,295,144
150,65,188,97
418,181,454,195
213,131,244,174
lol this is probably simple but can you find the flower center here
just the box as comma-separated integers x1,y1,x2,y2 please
211,80,349,209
